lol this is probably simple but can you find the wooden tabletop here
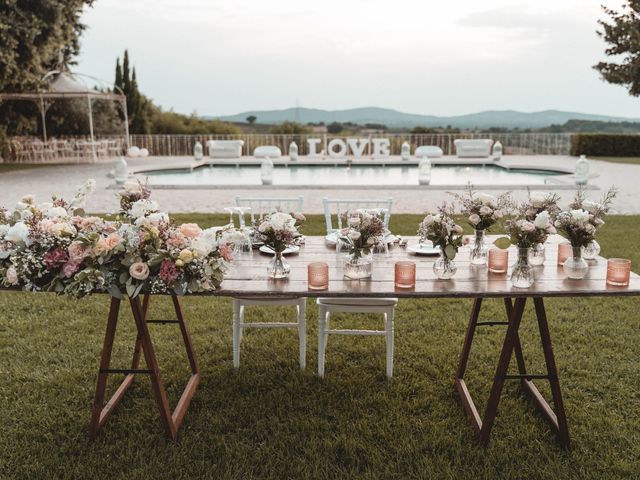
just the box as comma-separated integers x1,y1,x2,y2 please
218,235,640,299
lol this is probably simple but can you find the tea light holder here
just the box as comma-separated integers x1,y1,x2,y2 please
308,262,329,290
606,258,631,286
557,242,572,266
488,248,509,273
395,261,416,288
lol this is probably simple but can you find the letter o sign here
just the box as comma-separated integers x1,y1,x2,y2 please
328,139,347,157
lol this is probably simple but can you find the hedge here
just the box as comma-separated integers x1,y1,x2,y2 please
570,133,640,156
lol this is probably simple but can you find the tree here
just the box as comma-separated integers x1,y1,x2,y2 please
269,121,311,134
114,58,123,93
594,1,640,96
246,115,257,124
327,122,343,134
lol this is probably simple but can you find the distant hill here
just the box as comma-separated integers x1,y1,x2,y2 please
210,107,640,129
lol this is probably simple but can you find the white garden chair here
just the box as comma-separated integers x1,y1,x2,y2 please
230,196,307,370
318,197,397,378
321,197,393,235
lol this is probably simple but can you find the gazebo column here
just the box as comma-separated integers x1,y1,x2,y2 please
39,95,48,143
87,95,97,162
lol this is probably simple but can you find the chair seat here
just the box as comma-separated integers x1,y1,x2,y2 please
234,296,302,302
317,297,398,307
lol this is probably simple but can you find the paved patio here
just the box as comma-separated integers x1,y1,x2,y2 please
1,156,638,214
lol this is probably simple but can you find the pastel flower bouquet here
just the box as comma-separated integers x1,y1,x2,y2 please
450,185,511,265
0,180,234,298
418,205,464,279
338,210,387,279
253,211,305,278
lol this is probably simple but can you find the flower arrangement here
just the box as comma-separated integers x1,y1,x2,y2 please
522,191,561,221
504,211,557,249
338,209,386,258
0,180,234,298
450,185,511,231
418,205,464,260
554,187,617,248
254,211,305,253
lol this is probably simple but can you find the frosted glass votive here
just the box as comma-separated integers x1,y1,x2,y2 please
395,261,416,288
557,242,572,266
308,262,329,290
606,258,631,286
488,248,509,273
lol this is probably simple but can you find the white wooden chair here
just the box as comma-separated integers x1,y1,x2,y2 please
321,197,393,235
318,197,397,378
317,298,397,378
230,196,307,370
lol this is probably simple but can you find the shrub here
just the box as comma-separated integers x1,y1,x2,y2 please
570,133,640,156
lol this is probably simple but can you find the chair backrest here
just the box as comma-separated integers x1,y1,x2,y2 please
235,196,304,224
322,197,393,234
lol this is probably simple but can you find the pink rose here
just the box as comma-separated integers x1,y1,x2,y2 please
166,233,187,250
63,260,81,278
129,262,150,280
6,265,18,285
44,248,69,270
179,223,202,239
104,233,122,250
219,243,234,262
521,221,535,233
68,241,90,262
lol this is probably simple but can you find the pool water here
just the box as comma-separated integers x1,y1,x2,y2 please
145,164,565,186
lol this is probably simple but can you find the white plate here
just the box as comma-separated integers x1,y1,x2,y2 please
325,232,397,245
259,245,300,255
407,243,441,255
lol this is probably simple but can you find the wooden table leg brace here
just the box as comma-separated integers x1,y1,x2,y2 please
88,294,200,440
455,296,571,449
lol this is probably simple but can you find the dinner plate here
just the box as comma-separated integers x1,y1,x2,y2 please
325,232,397,245
259,245,300,255
407,243,441,255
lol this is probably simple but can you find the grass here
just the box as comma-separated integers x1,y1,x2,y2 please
591,157,640,166
1,214,639,479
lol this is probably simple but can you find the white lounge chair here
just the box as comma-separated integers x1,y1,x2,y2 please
453,139,493,158
254,145,282,158
207,140,244,158
415,146,443,158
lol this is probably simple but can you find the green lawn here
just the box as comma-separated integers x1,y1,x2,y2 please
591,156,640,165
1,215,639,479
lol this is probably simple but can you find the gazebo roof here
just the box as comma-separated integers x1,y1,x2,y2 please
49,72,99,94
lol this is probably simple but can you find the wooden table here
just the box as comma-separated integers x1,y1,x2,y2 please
86,235,640,446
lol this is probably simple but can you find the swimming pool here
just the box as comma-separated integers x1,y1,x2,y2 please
143,164,567,187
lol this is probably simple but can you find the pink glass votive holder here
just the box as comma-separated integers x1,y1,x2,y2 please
557,242,572,266
395,261,416,288
308,262,329,290
606,258,631,286
488,248,509,273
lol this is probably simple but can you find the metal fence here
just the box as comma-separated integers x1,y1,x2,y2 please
2,132,574,163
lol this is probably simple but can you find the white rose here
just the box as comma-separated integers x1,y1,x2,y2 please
582,200,600,214
5,222,30,245
49,206,69,219
570,209,589,224
479,206,493,216
468,214,481,226
533,211,550,229
269,212,293,231
350,231,361,241
476,193,495,206
129,199,158,219
521,221,535,233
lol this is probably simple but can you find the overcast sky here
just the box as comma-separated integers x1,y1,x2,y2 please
75,0,639,118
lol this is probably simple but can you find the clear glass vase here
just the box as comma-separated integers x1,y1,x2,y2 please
563,247,589,279
433,253,457,279
528,242,546,266
267,252,290,279
582,240,600,260
344,251,373,279
469,229,488,265
511,247,534,288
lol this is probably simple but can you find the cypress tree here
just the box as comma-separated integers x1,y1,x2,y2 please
122,50,131,96
114,57,123,92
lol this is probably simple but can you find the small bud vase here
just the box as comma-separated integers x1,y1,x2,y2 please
267,252,290,279
344,251,373,279
582,240,600,260
470,229,488,265
563,247,589,279
433,253,457,279
511,247,534,288
528,242,546,266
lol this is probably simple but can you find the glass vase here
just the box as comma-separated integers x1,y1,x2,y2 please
511,247,534,288
528,242,546,266
563,247,589,279
344,251,373,279
433,253,457,279
469,229,488,265
582,240,600,260
267,252,290,279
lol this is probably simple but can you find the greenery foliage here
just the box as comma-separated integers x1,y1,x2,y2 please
570,133,640,156
594,0,640,96
269,121,311,134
